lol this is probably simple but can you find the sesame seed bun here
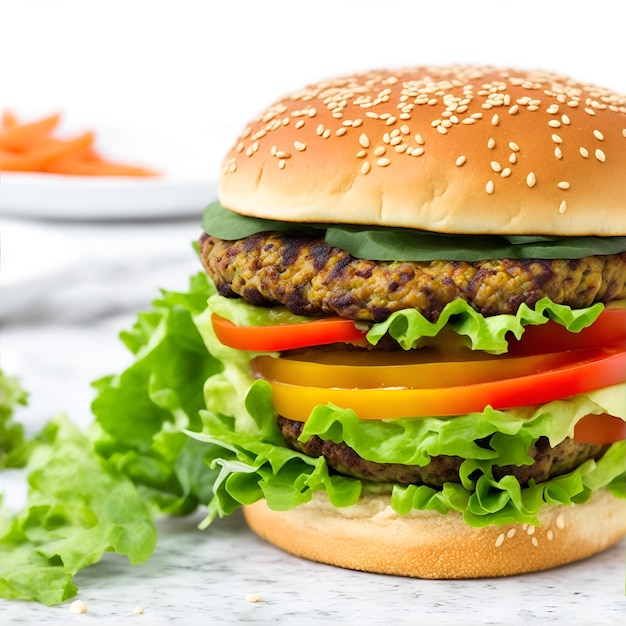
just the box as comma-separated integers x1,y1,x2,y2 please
243,489,626,579
219,66,626,236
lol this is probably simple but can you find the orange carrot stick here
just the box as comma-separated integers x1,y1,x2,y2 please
0,113,61,151
0,132,94,172
0,110,160,177
1,111,18,128
44,157,159,177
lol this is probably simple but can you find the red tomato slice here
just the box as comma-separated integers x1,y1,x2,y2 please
211,314,367,351
255,347,625,420
573,413,626,444
213,305,625,353
508,307,626,355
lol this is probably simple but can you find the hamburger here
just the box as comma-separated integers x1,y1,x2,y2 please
193,65,626,578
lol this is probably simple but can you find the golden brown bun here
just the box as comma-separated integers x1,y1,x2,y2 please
243,489,626,578
219,66,626,236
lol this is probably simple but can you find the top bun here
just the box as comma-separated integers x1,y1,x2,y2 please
218,66,626,236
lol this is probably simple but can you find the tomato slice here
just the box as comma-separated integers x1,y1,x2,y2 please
573,413,626,444
211,314,367,351
508,307,626,356
255,347,625,420
214,304,625,353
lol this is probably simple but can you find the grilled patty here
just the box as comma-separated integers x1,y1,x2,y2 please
278,416,609,488
199,232,626,322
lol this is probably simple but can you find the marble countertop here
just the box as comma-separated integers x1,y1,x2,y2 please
2,214,625,625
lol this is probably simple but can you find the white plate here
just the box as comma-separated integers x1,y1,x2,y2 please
1,220,80,320
0,124,229,220
1,172,218,220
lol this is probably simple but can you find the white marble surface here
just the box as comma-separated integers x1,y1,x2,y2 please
1,215,626,625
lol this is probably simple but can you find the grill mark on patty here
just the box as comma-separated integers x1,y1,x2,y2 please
199,232,626,321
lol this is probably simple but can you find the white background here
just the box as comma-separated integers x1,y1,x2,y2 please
1,0,625,180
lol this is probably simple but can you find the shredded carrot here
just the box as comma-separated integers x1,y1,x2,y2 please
0,110,159,177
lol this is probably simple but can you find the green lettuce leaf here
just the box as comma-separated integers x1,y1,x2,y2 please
202,200,626,261
0,416,156,605
189,293,626,528
0,370,29,469
91,273,221,515
367,297,604,354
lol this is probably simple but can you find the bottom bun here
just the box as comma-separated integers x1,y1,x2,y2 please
243,489,626,578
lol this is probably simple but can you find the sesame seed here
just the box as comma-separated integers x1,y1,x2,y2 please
70,600,87,614
501,167,512,177
526,172,537,187
551,133,563,144
360,161,371,174
559,200,567,214
295,120,305,129
548,119,561,128
561,114,571,125
509,153,517,164
488,138,496,149
411,147,425,157
556,514,566,529
531,537,539,548
374,146,386,156
547,529,554,540
508,104,519,115
456,155,466,166
491,113,500,126
335,127,347,136
580,146,589,158
593,129,604,141
495,533,505,548
506,528,516,539
245,593,263,603
436,125,448,135
490,161,502,172
359,133,370,148
595,148,606,162
322,129,331,139
294,141,306,151
584,107,596,116
508,141,520,152
316,124,324,136
415,134,425,145
486,180,495,194
356,149,367,158
275,150,291,158
278,159,286,169
547,104,559,114
527,525,536,536
376,157,391,167
557,181,570,189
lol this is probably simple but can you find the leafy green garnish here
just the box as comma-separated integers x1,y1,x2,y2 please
202,200,626,261
0,370,28,469
0,416,157,605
